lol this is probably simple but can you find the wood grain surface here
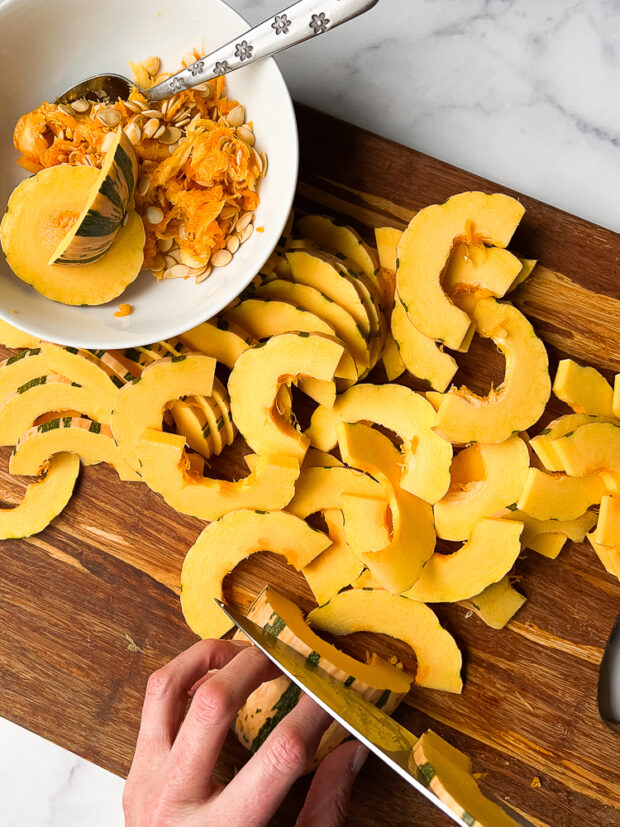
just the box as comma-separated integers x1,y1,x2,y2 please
0,103,619,826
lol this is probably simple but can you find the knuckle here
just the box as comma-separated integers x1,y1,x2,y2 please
265,724,310,776
191,680,233,724
145,667,175,700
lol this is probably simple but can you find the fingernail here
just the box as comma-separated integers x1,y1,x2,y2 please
352,744,369,773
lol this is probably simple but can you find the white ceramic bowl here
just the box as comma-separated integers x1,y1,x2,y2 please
0,0,298,348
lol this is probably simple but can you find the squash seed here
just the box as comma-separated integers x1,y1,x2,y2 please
136,177,150,196
164,263,192,279
183,52,197,65
57,129,65,141
97,108,121,128
58,103,74,117
239,224,254,243
175,117,191,129
180,250,209,268
143,118,161,139
65,128,73,141
220,205,238,220
227,105,245,127
194,82,211,96
151,254,165,271
163,254,179,268
71,98,90,113
237,125,255,146
142,109,162,119
125,100,142,114
168,142,180,154
195,266,212,284
260,153,268,176
159,126,182,144
143,56,161,77
211,249,233,267
167,248,183,263
226,235,240,254
145,206,164,224
124,122,142,145
236,211,253,232
157,237,174,253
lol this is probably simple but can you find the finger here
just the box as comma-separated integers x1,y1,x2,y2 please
133,639,249,767
296,740,369,827
210,693,333,825
167,645,280,799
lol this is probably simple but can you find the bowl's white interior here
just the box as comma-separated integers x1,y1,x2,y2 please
0,0,297,348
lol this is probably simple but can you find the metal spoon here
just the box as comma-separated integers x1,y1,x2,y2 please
55,0,379,105
599,613,620,732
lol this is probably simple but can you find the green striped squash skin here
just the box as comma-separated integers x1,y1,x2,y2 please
55,131,139,265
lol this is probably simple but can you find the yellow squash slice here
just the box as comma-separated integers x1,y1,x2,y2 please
614,374,620,418
306,383,452,504
404,518,523,603
0,452,79,539
517,467,606,521
529,413,615,471
381,335,406,381
460,576,526,630
435,298,550,444
0,348,50,403
229,333,344,461
508,258,538,292
286,465,387,519
527,533,568,559
552,422,620,476
587,533,620,579
137,428,299,521
375,226,402,273
301,510,364,605
553,359,615,417
396,192,524,349
1,165,145,305
178,318,253,370
181,510,330,639
9,416,138,481
412,730,521,827
110,354,215,472
0,320,39,349
434,436,530,541
595,495,620,546
170,398,218,459
297,215,379,282
442,242,522,298
498,508,597,554
309,588,463,693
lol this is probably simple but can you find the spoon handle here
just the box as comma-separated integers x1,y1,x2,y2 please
146,0,380,102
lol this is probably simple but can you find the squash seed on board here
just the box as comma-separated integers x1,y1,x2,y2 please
145,206,164,224
71,98,90,113
211,249,233,267
227,105,245,127
97,108,121,128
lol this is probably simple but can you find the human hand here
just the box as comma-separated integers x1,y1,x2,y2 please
124,638,369,827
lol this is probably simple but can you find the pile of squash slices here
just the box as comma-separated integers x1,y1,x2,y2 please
1,191,619,825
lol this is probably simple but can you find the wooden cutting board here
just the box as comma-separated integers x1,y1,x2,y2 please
1,103,619,827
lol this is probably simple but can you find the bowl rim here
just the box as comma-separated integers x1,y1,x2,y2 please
0,0,299,349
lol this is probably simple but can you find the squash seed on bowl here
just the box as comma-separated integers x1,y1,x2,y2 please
227,105,245,127
124,122,142,145
143,56,161,76
143,118,161,139
157,237,173,253
71,98,90,113
236,211,254,232
160,126,182,144
58,103,74,117
211,249,233,268
195,266,212,284
226,235,240,255
142,109,162,119
97,108,121,128
239,224,254,244
237,125,255,146
145,206,164,224
125,100,143,114
164,263,193,279
136,177,150,196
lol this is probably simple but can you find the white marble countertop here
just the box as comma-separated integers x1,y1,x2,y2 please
2,1,619,825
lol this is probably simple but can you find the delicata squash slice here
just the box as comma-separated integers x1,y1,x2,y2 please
0,165,145,306
0,320,39,350
0,452,80,539
301,509,365,605
181,510,330,639
553,359,615,417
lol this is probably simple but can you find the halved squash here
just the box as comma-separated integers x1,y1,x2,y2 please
396,192,524,349
302,510,365,605
0,320,39,350
552,422,620,476
308,588,463,693
498,507,597,553
136,428,299,521
553,359,615,417
529,413,615,471
9,416,139,481
337,423,436,593
232,586,410,765
306,383,453,504
1,165,145,305
178,318,253,370
435,298,551,444
460,576,526,630
0,452,79,539
0,373,111,444
391,295,458,392
442,242,523,298
49,130,139,264
286,465,386,519
516,467,606,521
587,533,620,579
404,518,523,603
110,354,215,472
180,510,330,638
434,436,529,541
595,495,620,546
229,333,344,461
412,730,521,826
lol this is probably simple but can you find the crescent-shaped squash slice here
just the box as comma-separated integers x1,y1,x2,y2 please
296,215,379,284
435,298,551,444
552,422,620,476
301,510,364,605
396,192,524,348
110,354,215,472
595,495,620,546
337,423,436,593
0,452,79,539
527,533,568,559
412,730,521,827
229,333,344,461
41,342,126,396
308,588,463,693
442,242,522,298
0,320,39,349
434,436,530,541
381,336,406,381
180,510,330,638
553,359,615,417
232,586,411,766
178,318,253,370
253,280,370,377
0,348,49,402
0,373,111,444
404,518,523,603
375,226,402,273
306,383,452,504
137,428,299,521
9,416,139,481
498,508,597,553
286,465,386,519
615,374,620,418
170,399,216,459
601,470,620,495
587,533,620,579
508,258,537,292
517,467,607,521
529,414,615,471
49,130,138,264
301,448,343,469
1,165,145,305
391,296,457,392
460,576,526,630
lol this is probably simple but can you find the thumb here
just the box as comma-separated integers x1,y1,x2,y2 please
296,740,369,827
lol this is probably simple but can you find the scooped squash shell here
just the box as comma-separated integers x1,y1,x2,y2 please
180,510,330,639
553,359,615,417
137,428,300,522
435,298,551,444
0,452,79,539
